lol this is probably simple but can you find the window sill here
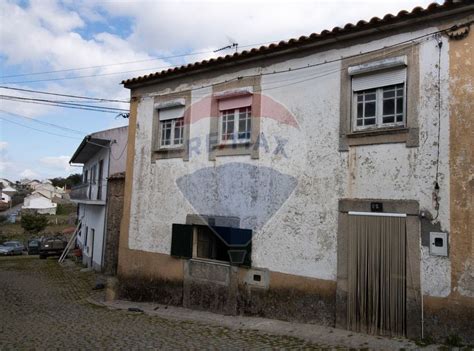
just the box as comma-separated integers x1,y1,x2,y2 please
347,127,409,138
212,141,251,149
156,146,184,152
152,146,185,160
345,127,409,147
210,141,254,158
190,257,231,267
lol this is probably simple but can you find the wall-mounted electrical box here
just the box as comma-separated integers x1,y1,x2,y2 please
430,232,448,256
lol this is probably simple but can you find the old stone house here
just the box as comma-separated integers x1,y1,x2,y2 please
118,1,473,342
69,126,127,273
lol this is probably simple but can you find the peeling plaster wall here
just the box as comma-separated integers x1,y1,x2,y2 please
127,26,458,296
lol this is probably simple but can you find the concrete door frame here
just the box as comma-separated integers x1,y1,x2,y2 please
336,198,422,340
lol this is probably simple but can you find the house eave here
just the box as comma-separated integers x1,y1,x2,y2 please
122,1,473,89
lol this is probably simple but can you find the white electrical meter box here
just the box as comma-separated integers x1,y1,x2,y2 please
430,232,448,256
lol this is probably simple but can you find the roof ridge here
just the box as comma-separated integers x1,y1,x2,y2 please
123,0,471,87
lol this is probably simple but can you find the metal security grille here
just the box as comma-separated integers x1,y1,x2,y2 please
347,214,407,336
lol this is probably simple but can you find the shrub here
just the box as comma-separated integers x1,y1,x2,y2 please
21,213,49,234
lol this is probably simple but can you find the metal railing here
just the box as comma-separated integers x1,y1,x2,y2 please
70,181,106,202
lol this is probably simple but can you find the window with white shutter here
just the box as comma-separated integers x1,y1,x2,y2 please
350,56,407,131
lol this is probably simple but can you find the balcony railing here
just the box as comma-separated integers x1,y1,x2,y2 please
70,181,106,203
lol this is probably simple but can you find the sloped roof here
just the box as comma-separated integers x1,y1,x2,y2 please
69,137,110,164
122,0,472,87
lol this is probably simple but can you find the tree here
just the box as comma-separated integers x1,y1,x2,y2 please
50,174,83,189
66,173,82,187
21,213,49,234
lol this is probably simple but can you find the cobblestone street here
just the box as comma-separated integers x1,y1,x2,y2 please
0,256,322,349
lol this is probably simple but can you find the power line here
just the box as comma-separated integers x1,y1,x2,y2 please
0,41,277,79
145,23,470,99
0,86,128,103
3,23,465,87
1,63,186,84
0,95,128,112
0,117,82,139
0,109,87,135
0,96,128,114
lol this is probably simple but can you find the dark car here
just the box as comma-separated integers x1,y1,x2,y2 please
27,239,41,255
39,236,67,259
1,241,25,255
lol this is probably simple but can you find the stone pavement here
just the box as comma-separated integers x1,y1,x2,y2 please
0,256,439,350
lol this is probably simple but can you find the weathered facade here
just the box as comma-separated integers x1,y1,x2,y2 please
70,126,128,272
118,1,473,343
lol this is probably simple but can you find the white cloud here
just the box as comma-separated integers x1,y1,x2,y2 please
0,141,7,151
20,168,39,179
96,0,439,58
40,155,73,172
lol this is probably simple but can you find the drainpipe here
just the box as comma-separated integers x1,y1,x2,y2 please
100,140,113,272
420,243,424,339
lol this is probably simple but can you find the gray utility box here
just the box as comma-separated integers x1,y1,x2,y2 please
429,232,448,257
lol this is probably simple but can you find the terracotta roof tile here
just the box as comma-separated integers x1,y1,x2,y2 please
122,0,471,86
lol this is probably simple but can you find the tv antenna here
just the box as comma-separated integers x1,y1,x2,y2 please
214,42,239,53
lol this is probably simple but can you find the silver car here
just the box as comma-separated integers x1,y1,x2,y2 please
0,241,25,255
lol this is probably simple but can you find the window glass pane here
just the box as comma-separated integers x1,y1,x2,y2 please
365,118,376,125
383,116,395,123
365,102,376,117
383,99,395,116
237,107,251,140
383,89,395,98
357,119,363,126
396,97,403,115
396,115,404,122
161,120,172,146
221,110,234,141
365,91,376,101
357,103,363,118
174,118,184,145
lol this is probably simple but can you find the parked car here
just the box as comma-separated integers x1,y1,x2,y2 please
39,236,67,259
27,239,41,255
0,241,24,255
0,245,15,256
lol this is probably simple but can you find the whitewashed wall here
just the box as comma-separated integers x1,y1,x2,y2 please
128,26,452,297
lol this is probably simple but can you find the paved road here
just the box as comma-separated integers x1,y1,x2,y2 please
0,256,321,349
0,203,22,217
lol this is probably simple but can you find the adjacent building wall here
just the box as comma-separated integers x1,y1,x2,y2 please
103,173,125,275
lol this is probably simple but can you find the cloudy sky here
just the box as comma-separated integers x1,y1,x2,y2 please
0,0,438,181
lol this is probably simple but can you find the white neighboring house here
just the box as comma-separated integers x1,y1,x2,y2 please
22,193,57,215
1,192,11,203
0,178,13,188
69,126,128,271
32,183,64,199
1,185,16,196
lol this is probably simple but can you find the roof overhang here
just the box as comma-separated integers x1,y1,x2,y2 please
69,137,110,164
122,1,473,89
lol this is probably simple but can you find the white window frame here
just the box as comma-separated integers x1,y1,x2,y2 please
218,106,252,145
159,117,184,149
352,83,406,132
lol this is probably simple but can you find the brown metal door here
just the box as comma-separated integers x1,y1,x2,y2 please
347,214,406,337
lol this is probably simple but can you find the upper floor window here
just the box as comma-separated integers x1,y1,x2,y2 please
217,92,252,144
350,56,406,132
354,84,405,129
160,117,184,147
156,99,186,148
220,106,252,143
